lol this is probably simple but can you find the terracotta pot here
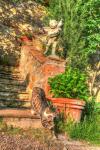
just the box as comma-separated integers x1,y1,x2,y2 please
47,97,86,122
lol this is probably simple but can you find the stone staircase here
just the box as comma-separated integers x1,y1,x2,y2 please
0,65,41,128
0,65,29,108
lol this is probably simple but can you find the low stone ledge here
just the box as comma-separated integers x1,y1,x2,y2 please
3,117,42,129
0,108,40,119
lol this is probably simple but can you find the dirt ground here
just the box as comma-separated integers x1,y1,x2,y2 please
0,133,99,150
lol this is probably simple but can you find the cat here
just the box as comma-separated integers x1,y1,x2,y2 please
31,87,56,130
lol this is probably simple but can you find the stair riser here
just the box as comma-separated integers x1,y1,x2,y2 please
0,92,28,96
0,79,25,85
0,98,29,101
0,76,23,81
0,101,30,108
0,90,28,94
0,85,26,91
0,65,30,110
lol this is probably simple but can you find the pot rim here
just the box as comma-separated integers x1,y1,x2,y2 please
47,97,86,106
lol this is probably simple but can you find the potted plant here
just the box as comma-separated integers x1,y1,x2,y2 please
47,67,90,122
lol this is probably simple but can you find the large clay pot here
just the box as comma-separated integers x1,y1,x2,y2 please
47,97,86,122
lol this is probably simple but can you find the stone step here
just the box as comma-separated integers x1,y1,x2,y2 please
0,70,20,74
0,99,29,102
0,90,27,94
0,78,25,84
0,90,29,99
0,67,21,79
0,72,21,77
0,99,30,108
0,73,20,79
0,74,22,81
0,93,29,101
0,108,40,118
0,70,20,76
0,97,29,101
0,65,20,73
0,65,30,108
0,73,21,78
0,82,26,89
0,84,26,91
0,92,28,97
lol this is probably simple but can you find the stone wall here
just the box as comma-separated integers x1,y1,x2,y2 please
0,0,46,65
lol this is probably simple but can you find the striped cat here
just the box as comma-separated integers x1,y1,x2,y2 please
31,87,56,130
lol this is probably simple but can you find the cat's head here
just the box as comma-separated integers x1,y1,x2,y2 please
41,107,57,130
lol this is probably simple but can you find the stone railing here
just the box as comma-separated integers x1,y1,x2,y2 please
19,44,65,99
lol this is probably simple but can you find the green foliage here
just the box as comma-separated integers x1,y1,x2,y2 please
6,126,23,135
64,116,100,145
9,0,20,3
48,67,90,101
35,0,44,3
0,55,10,66
48,0,99,69
58,101,100,145
35,0,50,5
69,106,100,145
84,0,100,54
0,118,23,134
9,0,43,4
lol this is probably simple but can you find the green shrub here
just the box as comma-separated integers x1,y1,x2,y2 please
35,0,44,3
9,0,20,3
69,109,100,144
48,67,90,101
58,101,100,145
35,0,49,5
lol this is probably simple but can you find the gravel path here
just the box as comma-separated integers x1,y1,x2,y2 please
0,134,63,150
0,134,99,150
